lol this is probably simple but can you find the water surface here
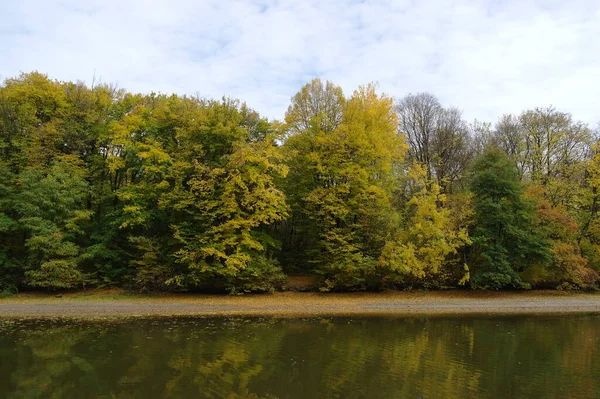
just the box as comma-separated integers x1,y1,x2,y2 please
0,315,598,398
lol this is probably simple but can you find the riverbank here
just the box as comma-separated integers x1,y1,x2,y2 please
1,290,600,318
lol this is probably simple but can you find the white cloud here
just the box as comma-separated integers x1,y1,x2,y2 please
1,0,598,126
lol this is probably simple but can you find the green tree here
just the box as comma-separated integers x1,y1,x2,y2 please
0,163,20,289
469,148,551,289
13,158,92,288
111,96,288,292
169,134,289,292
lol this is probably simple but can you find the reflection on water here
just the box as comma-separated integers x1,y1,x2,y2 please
0,315,599,398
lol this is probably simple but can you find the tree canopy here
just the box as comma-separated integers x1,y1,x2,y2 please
0,72,598,293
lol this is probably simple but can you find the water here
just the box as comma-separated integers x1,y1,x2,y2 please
0,315,599,399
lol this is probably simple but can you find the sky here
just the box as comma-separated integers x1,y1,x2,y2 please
1,0,599,126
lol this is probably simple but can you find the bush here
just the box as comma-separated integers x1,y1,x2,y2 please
0,284,18,298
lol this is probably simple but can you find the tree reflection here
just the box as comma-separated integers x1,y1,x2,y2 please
0,316,598,399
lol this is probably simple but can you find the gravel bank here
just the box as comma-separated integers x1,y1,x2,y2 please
2,291,600,318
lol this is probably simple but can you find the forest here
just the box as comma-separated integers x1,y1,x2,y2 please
1,72,599,293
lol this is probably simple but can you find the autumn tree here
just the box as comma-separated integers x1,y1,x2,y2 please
277,79,346,270
579,138,600,271
1,72,597,293
284,78,345,136
523,186,598,288
280,81,406,290
111,96,289,292
492,108,592,209
380,164,470,287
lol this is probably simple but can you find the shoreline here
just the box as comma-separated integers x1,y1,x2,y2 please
2,290,600,318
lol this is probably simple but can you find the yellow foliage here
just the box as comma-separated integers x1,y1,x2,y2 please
380,163,470,281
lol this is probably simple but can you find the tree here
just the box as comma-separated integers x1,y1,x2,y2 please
493,108,592,208
519,107,590,185
469,148,551,289
112,96,289,292
1,71,598,293
493,114,527,178
380,164,470,287
169,134,289,293
396,93,472,192
13,158,92,289
280,82,406,289
395,93,439,179
0,162,20,289
579,137,600,271
523,186,598,288
284,78,344,136
278,79,346,270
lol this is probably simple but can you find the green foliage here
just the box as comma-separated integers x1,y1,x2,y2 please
0,285,18,298
108,95,288,292
469,148,551,289
0,164,21,288
0,72,598,292
13,159,91,289
169,133,289,292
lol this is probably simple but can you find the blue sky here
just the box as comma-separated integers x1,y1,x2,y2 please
1,0,599,126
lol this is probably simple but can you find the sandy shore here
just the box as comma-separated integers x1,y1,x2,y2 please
1,290,600,318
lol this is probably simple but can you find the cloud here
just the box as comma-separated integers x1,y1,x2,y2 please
1,0,599,126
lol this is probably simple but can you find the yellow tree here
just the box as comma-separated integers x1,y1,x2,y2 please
380,163,470,286
280,81,406,290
